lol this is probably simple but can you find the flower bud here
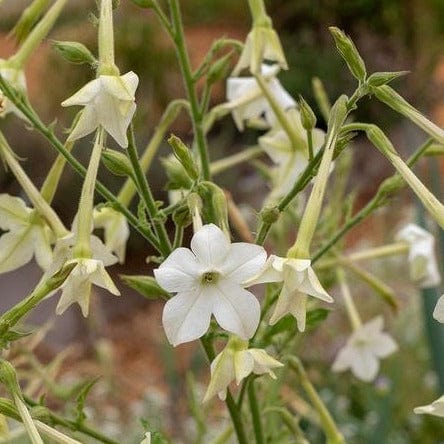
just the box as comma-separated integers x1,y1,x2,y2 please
53,41,96,65
121,275,169,300
367,71,409,87
101,149,134,178
161,155,193,190
0,361,21,397
207,52,233,86
168,134,199,181
260,206,280,224
298,95,317,130
329,27,366,82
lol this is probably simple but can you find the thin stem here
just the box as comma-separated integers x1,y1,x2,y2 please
126,125,171,256
200,337,248,444
289,358,345,444
336,267,362,330
307,129,314,161
248,379,264,444
168,0,211,180
211,146,263,176
14,395,43,444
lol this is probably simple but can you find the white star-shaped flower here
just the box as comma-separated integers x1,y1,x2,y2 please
226,64,295,131
248,255,333,331
154,224,267,346
93,206,130,264
396,223,441,288
0,194,53,273
0,61,27,118
56,257,120,317
414,395,444,418
259,108,326,200
203,337,283,402
233,26,288,76
332,316,398,382
61,71,139,148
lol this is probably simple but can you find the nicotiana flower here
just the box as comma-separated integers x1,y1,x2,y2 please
0,194,53,273
332,316,398,382
248,255,333,332
396,223,441,288
414,395,444,418
259,108,326,200
203,337,283,402
140,432,151,444
233,25,288,76
93,206,130,264
56,257,120,317
0,61,27,118
226,64,295,131
61,71,139,148
154,224,267,346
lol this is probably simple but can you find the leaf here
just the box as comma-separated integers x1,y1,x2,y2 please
74,377,100,425
121,275,169,300
306,308,330,329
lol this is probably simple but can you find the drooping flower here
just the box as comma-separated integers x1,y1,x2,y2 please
414,395,444,418
56,257,120,317
259,108,326,200
0,194,53,273
226,64,295,131
248,255,333,332
332,316,398,382
154,224,267,346
396,223,441,288
233,25,288,76
93,206,130,264
0,62,27,118
61,71,139,148
203,336,283,402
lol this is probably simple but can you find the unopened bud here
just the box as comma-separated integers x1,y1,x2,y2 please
260,206,280,224
367,71,409,87
121,275,169,300
161,155,193,190
329,27,366,82
53,40,96,65
102,149,134,178
0,361,21,397
168,135,199,181
207,52,233,86
298,95,317,130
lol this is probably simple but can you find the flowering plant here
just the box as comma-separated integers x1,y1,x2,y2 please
0,0,443,442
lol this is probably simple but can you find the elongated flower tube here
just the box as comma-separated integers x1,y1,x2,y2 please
414,396,444,417
154,224,267,345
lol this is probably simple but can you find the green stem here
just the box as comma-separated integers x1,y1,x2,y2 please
168,0,211,180
248,0,268,23
248,379,264,444
289,358,345,444
312,138,433,263
307,129,314,161
13,395,43,444
0,75,161,251
336,267,362,330
200,337,248,444
126,125,171,256
211,146,263,176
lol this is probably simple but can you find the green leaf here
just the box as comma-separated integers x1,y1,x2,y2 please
75,377,100,425
121,275,169,300
306,308,330,328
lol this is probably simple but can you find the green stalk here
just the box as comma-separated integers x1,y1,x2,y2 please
126,126,172,256
168,0,211,180
248,379,264,444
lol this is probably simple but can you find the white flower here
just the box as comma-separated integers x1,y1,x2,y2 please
61,71,139,148
332,316,398,382
414,395,444,418
259,108,326,200
0,61,27,118
0,194,53,273
203,337,283,402
226,64,295,131
140,432,151,444
93,206,130,263
154,224,267,346
233,26,288,76
56,257,120,317
396,223,441,288
248,255,333,331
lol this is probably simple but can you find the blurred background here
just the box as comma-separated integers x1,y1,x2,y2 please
1,0,444,442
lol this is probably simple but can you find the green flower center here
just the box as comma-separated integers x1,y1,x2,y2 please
201,271,219,285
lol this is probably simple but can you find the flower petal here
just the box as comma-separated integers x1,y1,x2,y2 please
32,225,53,271
66,105,98,142
0,229,34,273
233,350,255,385
61,78,101,107
0,194,31,230
154,247,201,293
190,224,231,268
351,348,379,382
220,243,267,284
212,281,260,339
162,288,213,346
433,295,444,323
203,351,234,402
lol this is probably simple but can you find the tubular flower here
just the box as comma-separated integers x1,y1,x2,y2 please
203,337,283,402
0,194,53,273
226,64,295,131
154,224,267,346
396,223,441,288
414,396,444,418
248,255,333,331
61,71,139,148
332,316,398,382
